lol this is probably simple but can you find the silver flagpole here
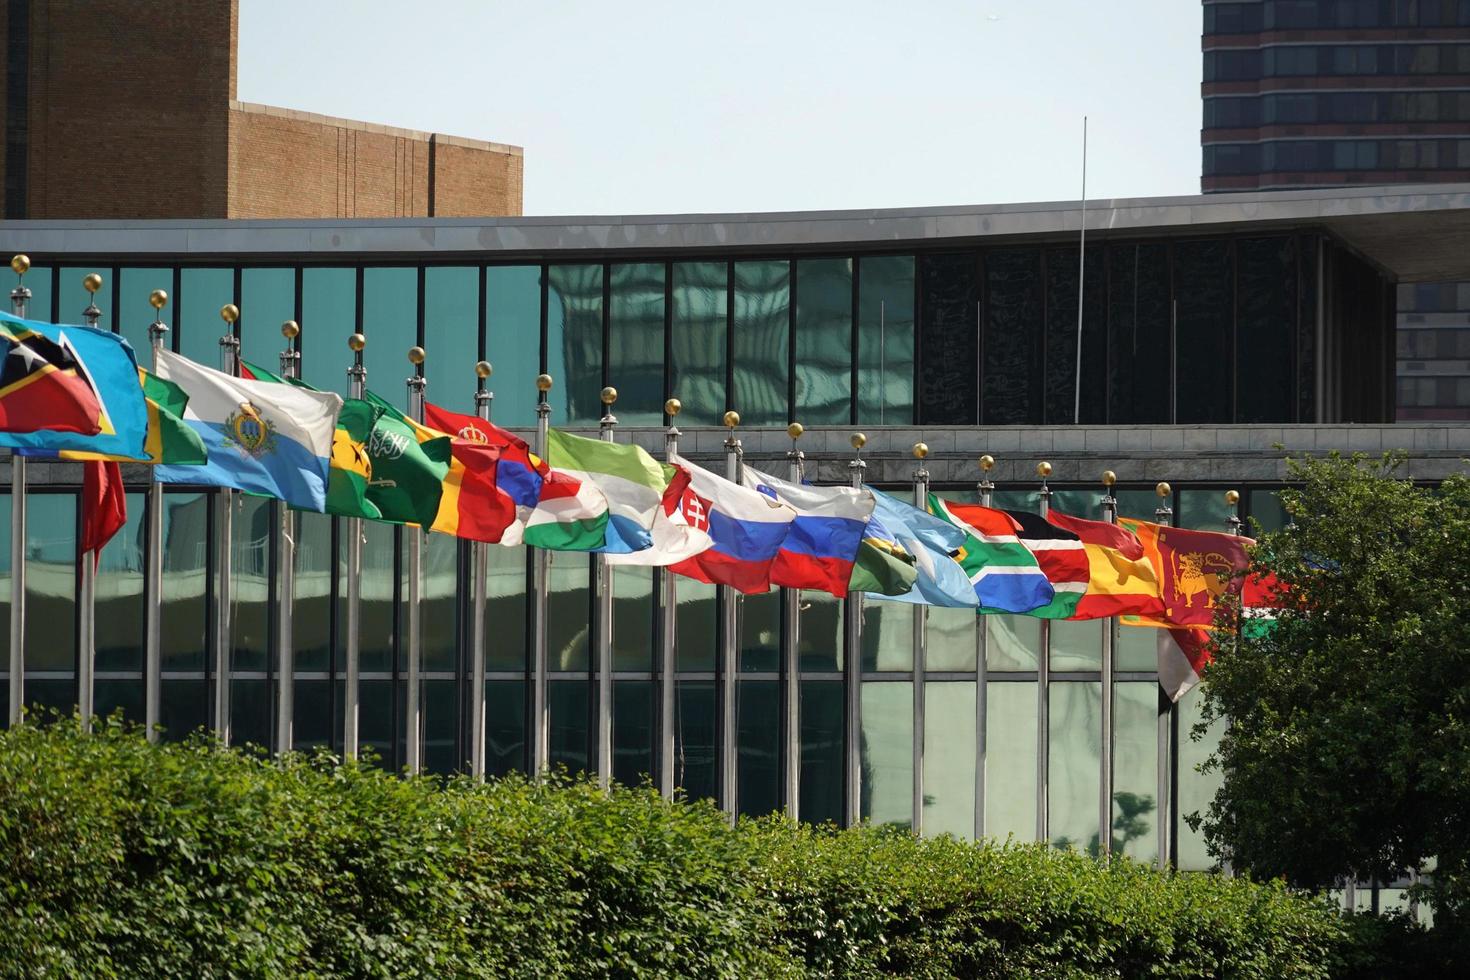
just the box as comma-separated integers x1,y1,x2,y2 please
1154,481,1175,870
342,333,366,761
1035,460,1054,844
144,290,169,742
404,346,427,775
276,321,300,753
468,359,493,779
974,454,995,839
531,373,553,775
911,442,930,835
8,254,32,726
1223,487,1242,878
781,422,805,820
1099,470,1119,857
657,398,681,800
844,432,867,828
214,303,241,745
718,409,742,820
77,273,105,732
594,386,618,790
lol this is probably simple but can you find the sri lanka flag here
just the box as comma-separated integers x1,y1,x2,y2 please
152,349,342,512
927,495,1054,614
1048,510,1163,620
740,465,872,598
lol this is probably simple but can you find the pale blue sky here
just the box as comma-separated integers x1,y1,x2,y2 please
238,1,1204,216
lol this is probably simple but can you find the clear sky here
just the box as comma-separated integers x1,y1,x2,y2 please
238,0,1204,216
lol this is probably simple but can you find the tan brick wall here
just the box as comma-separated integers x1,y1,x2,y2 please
432,137,523,218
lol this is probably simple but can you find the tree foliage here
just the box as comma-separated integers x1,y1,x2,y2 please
1194,452,1470,931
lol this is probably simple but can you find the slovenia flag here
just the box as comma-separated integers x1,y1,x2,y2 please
152,349,343,511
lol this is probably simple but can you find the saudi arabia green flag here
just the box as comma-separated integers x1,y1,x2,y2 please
362,391,452,528
324,399,385,520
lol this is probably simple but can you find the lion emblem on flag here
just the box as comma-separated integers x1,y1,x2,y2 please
1172,551,1232,609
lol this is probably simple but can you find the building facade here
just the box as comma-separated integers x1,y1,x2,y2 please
1200,0,1470,420
0,0,523,220
1,187,1467,874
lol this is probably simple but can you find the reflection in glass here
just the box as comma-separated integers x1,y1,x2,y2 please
861,680,912,828
801,679,844,825
423,266,480,409
119,266,173,358
1248,489,1288,532
95,678,143,724
674,577,716,671
293,679,332,753
299,268,356,392
1117,622,1156,671
178,268,234,366
856,255,915,425
231,679,271,750
486,679,526,778
861,600,912,671
927,607,977,671
613,679,653,787
344,679,394,768
231,496,272,672
1050,619,1101,671
546,264,603,426
1115,681,1159,863
550,679,589,774
798,591,842,672
25,677,73,717
485,543,527,670
669,262,727,426
339,522,396,675
96,491,145,671
422,532,459,673
160,679,208,742
1178,683,1226,870
1179,489,1231,531
485,266,541,425
675,680,716,802
732,261,789,427
612,566,654,671
160,493,208,671
294,512,333,673
986,615,1038,671
608,264,665,425
239,268,295,372
422,678,459,775
25,494,76,669
794,258,851,425
19,265,54,323
361,267,417,411
1049,682,1101,852
922,681,976,837
0,496,7,655
737,679,780,817
60,266,114,332
739,590,779,673
985,681,1037,839
547,553,590,671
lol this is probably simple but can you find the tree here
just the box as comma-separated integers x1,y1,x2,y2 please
1192,453,1470,927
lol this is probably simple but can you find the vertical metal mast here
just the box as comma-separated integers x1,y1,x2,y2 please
275,320,301,753
1074,115,1088,425
342,332,366,760
910,442,931,835
214,303,241,745
718,410,742,819
468,359,494,779
404,345,427,774
594,385,619,790
1154,481,1175,870
1035,460,1054,844
844,432,867,828
657,398,682,800
77,273,104,732
974,454,995,839
8,254,31,726
781,421,805,819
531,373,553,775
143,289,170,742
1099,469,1119,857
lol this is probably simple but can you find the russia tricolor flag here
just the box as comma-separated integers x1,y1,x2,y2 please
741,465,874,597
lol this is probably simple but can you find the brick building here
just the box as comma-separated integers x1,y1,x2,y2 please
0,0,523,220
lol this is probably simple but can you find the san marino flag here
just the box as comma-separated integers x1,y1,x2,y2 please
153,349,343,511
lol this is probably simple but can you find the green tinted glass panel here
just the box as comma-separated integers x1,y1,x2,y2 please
25,494,76,670
1117,621,1156,671
1179,489,1232,531
60,267,113,331
0,496,7,658
857,255,915,424
1049,681,1101,851
928,607,977,670
422,678,459,775
423,266,480,412
178,268,234,366
421,532,458,673
613,679,653,786
740,590,779,673
486,266,541,426
546,264,603,426
985,680,1037,839
862,600,912,671
293,679,331,752
486,679,526,777
1115,681,1159,863
1248,488,1288,532
160,492,208,671
608,263,664,425
300,268,355,393
924,681,976,838
797,591,841,672
339,522,396,674
987,614,1038,670
232,678,271,750
16,265,54,322
737,679,780,817
612,566,654,671
160,679,208,742
675,577,717,671
732,260,789,427
800,679,844,824
547,552,589,671
1177,683,1226,871
669,262,727,425
861,680,912,828
1051,618,1101,671
794,258,851,424
550,679,589,774
96,491,145,671
294,512,333,673
676,680,717,801
118,267,172,358
239,268,294,373
362,267,417,412
231,496,272,672
486,544,527,670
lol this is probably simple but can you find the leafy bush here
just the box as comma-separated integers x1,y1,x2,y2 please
0,718,1385,977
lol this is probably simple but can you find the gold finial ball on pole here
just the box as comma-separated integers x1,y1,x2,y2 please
348,333,366,352
1036,461,1053,478
1156,482,1172,498
1102,470,1117,487
407,346,426,366
82,273,103,294
979,454,995,472
281,320,300,340
787,422,804,441
535,373,554,393
850,432,867,451
220,304,239,324
913,442,929,459
664,397,682,417
475,360,493,380
722,410,740,429
10,255,30,276
600,386,618,405
149,289,169,310
1225,489,1240,506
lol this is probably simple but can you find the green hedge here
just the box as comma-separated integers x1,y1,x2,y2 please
0,719,1397,978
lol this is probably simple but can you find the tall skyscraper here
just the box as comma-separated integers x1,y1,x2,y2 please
1200,0,1470,419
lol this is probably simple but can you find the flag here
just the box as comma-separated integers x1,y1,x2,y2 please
848,508,919,597
927,495,1054,614
0,318,103,435
323,398,385,521
1158,627,1214,702
1047,510,1164,620
24,368,207,466
80,460,126,568
863,488,976,607
741,466,872,598
1118,519,1250,627
0,313,148,459
543,428,672,554
1002,509,1088,619
523,467,611,551
152,349,342,512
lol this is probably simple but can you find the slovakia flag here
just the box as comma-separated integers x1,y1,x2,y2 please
740,465,874,598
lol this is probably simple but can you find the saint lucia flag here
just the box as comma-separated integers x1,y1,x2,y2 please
152,349,343,511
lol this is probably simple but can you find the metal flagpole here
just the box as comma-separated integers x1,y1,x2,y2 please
144,290,169,742
342,332,366,760
844,432,867,828
1223,488,1242,878
974,454,995,839
468,359,493,779
1035,460,1054,844
1074,116,1089,425
8,254,31,726
276,320,300,753
1099,470,1119,857
781,422,805,820
404,346,427,774
595,386,618,790
214,303,241,745
1154,481,1175,870
531,373,553,775
658,398,681,800
719,409,742,820
77,273,104,732
911,442,930,835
